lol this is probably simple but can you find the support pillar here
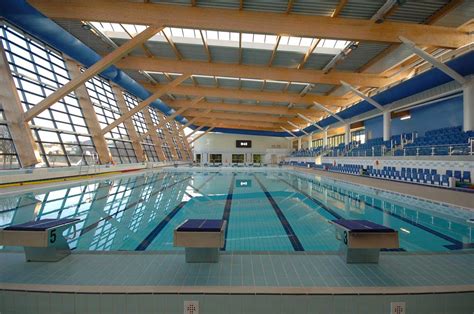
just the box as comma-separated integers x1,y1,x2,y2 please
344,124,350,144
65,60,112,164
307,134,312,149
323,129,328,147
0,43,41,167
142,108,167,161
297,137,302,150
112,85,146,162
383,111,391,141
463,78,474,132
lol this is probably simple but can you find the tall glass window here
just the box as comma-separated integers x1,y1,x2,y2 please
327,134,344,147
351,129,366,144
0,110,20,169
123,92,160,162
1,24,96,167
84,75,137,164
312,138,323,148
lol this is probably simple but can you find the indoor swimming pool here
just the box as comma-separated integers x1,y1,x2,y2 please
0,169,472,252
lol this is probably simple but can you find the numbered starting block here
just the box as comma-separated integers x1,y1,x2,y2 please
330,219,399,264
174,219,226,263
0,218,80,262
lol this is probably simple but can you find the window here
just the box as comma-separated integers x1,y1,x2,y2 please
253,154,262,163
1,24,97,167
232,154,244,163
312,138,323,148
195,154,201,163
0,110,20,169
209,154,222,163
123,92,160,162
84,74,137,164
351,129,366,144
327,134,344,147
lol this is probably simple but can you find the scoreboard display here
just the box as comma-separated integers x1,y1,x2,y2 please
236,140,252,148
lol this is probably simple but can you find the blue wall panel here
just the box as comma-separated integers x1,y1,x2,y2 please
364,95,464,139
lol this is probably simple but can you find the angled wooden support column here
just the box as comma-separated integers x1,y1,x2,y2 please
0,44,41,167
102,73,190,134
186,125,206,138
142,108,167,161
171,122,188,160
138,97,202,140
66,60,112,164
177,109,211,132
23,25,163,122
112,85,146,162
189,127,215,145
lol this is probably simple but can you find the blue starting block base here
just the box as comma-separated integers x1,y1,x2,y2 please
330,219,399,264
174,219,226,263
1,219,80,262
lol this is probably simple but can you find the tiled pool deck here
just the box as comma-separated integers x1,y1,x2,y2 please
1,251,473,313
0,251,474,314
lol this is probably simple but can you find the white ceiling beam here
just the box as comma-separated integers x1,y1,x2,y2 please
287,121,309,135
340,80,385,111
312,101,346,123
297,113,324,131
399,36,467,85
280,126,297,138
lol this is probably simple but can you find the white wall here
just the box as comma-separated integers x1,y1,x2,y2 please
192,133,291,164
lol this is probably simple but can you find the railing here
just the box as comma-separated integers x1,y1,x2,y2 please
395,142,472,156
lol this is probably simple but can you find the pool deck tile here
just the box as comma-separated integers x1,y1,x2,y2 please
1,251,473,295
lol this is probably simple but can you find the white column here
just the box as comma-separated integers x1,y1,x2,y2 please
297,137,302,150
464,78,474,132
323,129,328,147
344,124,350,144
307,134,312,148
383,111,391,141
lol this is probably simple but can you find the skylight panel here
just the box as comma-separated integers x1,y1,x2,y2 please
280,36,290,45
334,40,349,49
323,39,337,48
230,32,239,41
288,36,301,46
182,28,196,38
218,31,230,41
265,35,277,44
242,33,253,42
206,30,218,40
254,34,265,43
170,28,184,37
300,37,313,47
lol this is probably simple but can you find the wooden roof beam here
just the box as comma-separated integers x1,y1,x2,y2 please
30,0,472,48
118,56,389,87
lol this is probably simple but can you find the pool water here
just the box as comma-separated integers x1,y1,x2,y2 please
0,169,472,252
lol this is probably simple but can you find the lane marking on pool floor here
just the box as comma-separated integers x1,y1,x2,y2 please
253,174,304,252
135,172,219,251
221,173,236,250
289,173,470,250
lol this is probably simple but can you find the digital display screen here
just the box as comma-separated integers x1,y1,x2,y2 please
236,140,252,148
236,180,252,188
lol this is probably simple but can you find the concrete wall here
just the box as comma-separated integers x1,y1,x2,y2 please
193,133,290,164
